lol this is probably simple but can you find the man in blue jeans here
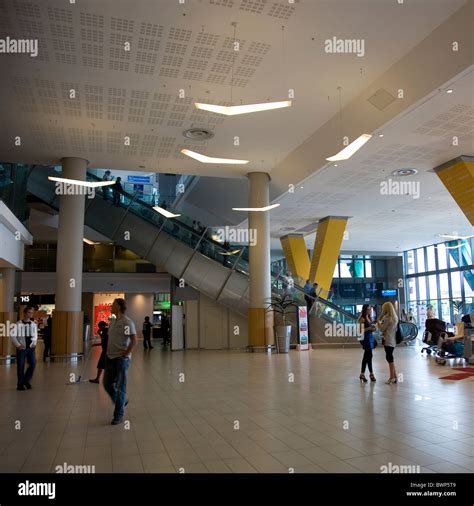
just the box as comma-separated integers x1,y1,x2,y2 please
11,306,38,391
103,298,137,425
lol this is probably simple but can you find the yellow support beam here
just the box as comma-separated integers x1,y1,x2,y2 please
309,216,348,293
280,234,311,283
434,156,474,225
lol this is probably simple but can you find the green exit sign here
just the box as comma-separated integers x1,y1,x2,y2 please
157,301,171,310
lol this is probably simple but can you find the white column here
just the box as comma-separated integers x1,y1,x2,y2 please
55,157,88,311
248,172,271,308
0,268,15,312
248,172,272,348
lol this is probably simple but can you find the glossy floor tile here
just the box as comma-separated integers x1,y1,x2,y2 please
1,342,473,473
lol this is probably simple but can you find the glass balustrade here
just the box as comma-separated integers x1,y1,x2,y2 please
28,167,358,325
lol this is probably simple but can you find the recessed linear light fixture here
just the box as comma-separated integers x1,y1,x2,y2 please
153,206,181,218
439,233,474,240
232,204,280,212
181,149,249,165
446,89,453,94
48,176,115,188
194,100,292,116
326,134,372,162
83,238,100,245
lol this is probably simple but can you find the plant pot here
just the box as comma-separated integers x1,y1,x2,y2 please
275,325,292,353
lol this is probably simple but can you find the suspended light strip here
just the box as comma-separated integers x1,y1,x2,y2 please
232,204,280,212
194,100,292,116
439,234,474,240
435,241,468,250
153,206,181,218
326,134,372,161
83,238,100,245
181,149,249,165
48,176,115,188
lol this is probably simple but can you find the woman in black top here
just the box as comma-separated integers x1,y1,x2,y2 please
359,304,377,383
89,321,109,384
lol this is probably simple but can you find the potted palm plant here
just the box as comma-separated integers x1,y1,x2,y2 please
265,294,298,353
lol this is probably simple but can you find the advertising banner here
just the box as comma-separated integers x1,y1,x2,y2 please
94,303,112,336
297,305,309,351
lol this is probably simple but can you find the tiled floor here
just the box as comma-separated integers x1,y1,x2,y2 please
1,341,474,474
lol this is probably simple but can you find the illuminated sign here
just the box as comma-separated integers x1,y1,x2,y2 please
156,301,171,310
19,294,55,304
127,175,151,183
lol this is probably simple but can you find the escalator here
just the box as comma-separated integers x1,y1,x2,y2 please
27,167,416,346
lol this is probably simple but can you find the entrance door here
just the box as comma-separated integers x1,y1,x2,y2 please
171,305,184,350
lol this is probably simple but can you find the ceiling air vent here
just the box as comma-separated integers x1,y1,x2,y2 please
367,88,396,111
391,168,418,177
182,128,214,140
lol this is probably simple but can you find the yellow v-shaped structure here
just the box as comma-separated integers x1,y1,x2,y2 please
434,156,474,226
280,216,348,293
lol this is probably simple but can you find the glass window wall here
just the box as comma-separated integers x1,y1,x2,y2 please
404,238,474,326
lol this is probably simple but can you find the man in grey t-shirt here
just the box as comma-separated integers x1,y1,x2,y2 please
103,298,137,425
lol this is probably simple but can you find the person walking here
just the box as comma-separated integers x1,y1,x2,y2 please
43,314,52,361
89,321,109,384
142,316,153,350
377,301,399,384
303,279,313,310
358,304,377,383
112,177,123,207
102,170,112,200
11,306,38,390
161,314,170,347
197,222,206,253
221,240,231,266
282,271,294,296
103,298,137,424
310,282,321,315
152,186,159,205
400,309,407,322
408,308,415,323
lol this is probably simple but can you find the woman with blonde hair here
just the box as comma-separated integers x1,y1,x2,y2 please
377,302,399,384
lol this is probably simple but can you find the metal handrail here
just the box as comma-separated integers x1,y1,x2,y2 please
215,247,246,302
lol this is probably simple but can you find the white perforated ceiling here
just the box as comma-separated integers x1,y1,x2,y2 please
266,70,474,252
0,0,466,178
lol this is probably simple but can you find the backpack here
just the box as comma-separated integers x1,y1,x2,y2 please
395,323,403,344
